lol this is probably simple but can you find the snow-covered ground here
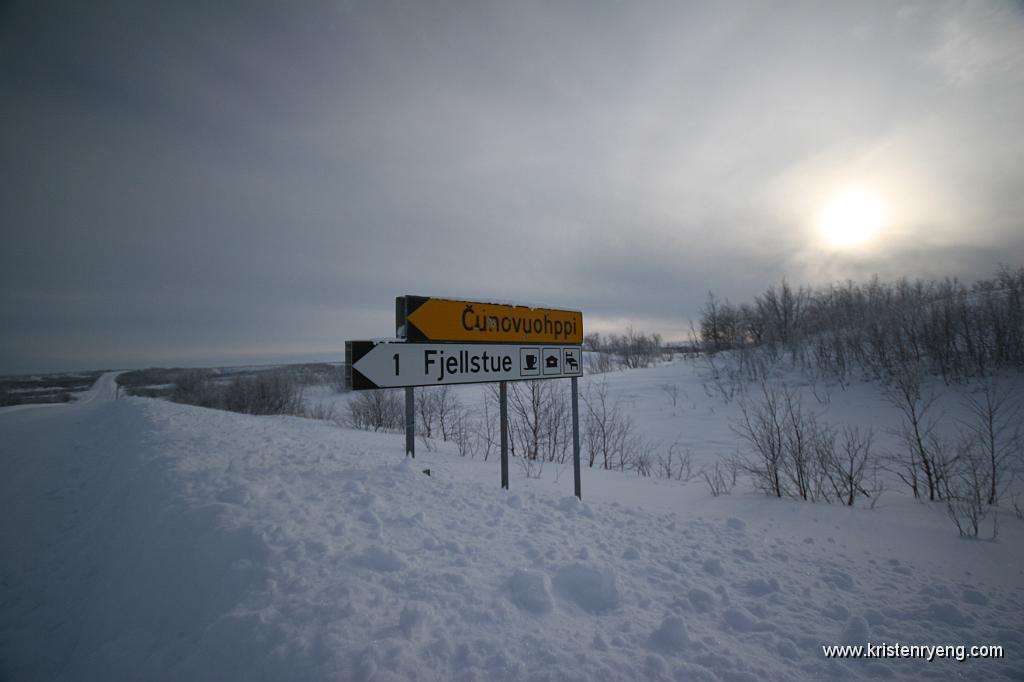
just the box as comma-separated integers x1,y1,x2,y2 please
2,364,1022,680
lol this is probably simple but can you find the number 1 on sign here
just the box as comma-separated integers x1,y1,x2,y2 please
393,353,399,375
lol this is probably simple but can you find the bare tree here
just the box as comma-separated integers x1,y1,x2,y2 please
660,382,680,407
702,458,738,497
959,380,1022,505
698,265,1024,383
780,388,818,501
582,378,640,470
657,439,695,481
222,372,305,416
945,436,993,538
883,363,944,501
449,406,473,457
822,426,877,506
732,381,787,497
347,389,403,431
415,387,439,438
435,385,459,441
584,333,618,373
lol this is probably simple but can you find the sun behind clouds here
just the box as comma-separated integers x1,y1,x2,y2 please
818,187,886,248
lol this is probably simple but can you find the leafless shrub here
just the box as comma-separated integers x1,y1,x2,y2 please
347,389,403,431
633,447,655,477
415,387,438,439
477,394,497,461
584,348,618,374
582,378,638,471
418,430,437,452
450,407,474,457
170,370,307,416
945,438,992,538
518,450,545,478
778,387,820,501
732,382,787,497
657,440,695,481
172,371,223,409
868,479,886,510
958,380,1022,505
811,380,832,405
703,354,739,404
702,458,738,496
660,382,680,407
822,426,877,506
222,372,305,416
585,330,661,370
883,362,945,501
699,266,1024,383
734,381,882,506
435,385,459,441
414,385,461,441
480,381,573,466
304,401,339,422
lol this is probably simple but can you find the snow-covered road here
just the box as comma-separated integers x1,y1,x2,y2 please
0,370,121,415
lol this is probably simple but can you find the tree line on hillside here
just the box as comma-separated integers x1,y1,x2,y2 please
699,265,1024,383
582,329,664,372
699,265,1024,538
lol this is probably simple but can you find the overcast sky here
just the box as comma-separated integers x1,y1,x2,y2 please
2,0,1023,374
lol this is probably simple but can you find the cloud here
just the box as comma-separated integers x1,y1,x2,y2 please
1,0,1022,373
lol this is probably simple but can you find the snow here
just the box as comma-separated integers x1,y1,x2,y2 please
2,363,1023,680
403,294,581,313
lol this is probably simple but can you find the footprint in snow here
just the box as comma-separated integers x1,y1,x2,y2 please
702,558,725,577
722,606,770,632
725,517,746,533
688,588,715,613
962,588,989,606
924,601,972,627
553,563,620,614
506,569,554,615
742,577,779,597
647,616,689,654
352,546,405,572
732,548,756,562
820,568,855,591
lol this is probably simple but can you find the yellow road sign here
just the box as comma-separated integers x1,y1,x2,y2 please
397,296,583,344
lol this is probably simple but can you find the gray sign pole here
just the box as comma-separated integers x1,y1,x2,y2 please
500,381,509,489
571,376,581,499
405,386,415,458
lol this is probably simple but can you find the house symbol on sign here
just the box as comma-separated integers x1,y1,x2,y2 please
545,355,559,368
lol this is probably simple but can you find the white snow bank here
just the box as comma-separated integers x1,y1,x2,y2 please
2,366,1024,680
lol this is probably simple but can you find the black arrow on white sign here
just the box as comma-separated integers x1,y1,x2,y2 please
345,341,582,390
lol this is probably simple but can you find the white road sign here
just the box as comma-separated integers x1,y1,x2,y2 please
346,340,583,390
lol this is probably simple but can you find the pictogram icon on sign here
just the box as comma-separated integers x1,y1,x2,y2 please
543,348,561,375
520,348,540,376
563,347,581,375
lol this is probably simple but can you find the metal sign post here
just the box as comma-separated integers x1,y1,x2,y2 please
571,376,581,499
500,381,509,490
405,386,415,459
